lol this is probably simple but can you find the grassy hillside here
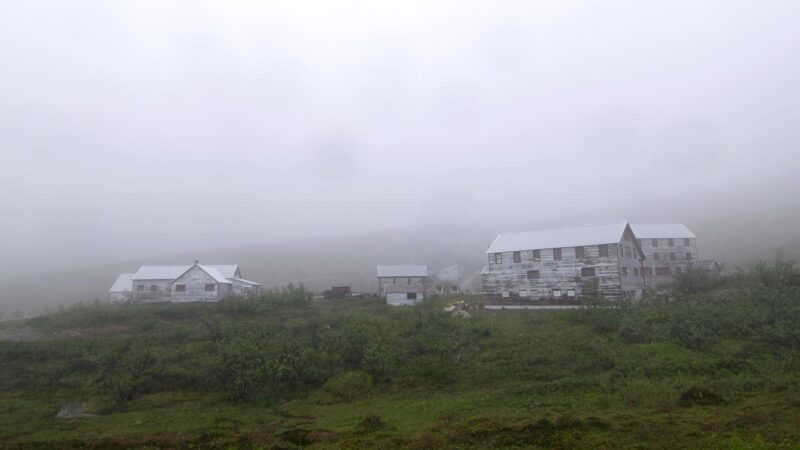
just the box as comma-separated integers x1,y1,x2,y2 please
2,264,800,449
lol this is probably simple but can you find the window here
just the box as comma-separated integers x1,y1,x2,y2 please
655,267,672,277
668,238,674,247
581,267,596,277
686,252,692,260
566,289,576,298
619,246,624,257
150,285,157,292
684,238,690,247
513,251,521,263
519,290,528,297
527,270,540,280
175,284,186,293
137,285,144,292
575,246,584,259
406,292,417,300
644,267,653,277
654,253,660,261
502,291,510,298
670,252,676,261
553,289,562,298
624,246,632,258
553,248,562,260
633,268,639,277
652,239,658,247
532,250,541,261
622,267,628,276
675,267,683,275
495,253,502,264
204,284,215,292
599,244,609,257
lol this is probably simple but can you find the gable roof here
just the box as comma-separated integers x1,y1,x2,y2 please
132,264,240,281
630,224,696,239
486,222,629,254
377,265,428,278
210,265,239,278
109,273,134,292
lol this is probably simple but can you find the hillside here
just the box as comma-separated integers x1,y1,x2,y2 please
2,264,800,448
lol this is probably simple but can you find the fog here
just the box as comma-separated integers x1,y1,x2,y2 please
1,1,799,308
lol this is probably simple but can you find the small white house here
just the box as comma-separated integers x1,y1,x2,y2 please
377,265,430,306
120,263,262,303
108,273,134,302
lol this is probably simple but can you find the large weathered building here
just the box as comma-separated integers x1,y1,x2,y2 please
122,263,261,303
377,265,430,306
481,222,646,301
630,224,698,287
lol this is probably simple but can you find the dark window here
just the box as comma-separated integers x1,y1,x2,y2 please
205,284,215,292
675,267,683,275
652,239,658,247
175,284,186,293
670,252,676,261
634,268,639,277
527,270,540,280
599,244,609,257
644,267,653,276
495,253,502,264
513,251,521,263
150,285,157,292
137,285,144,292
668,238,674,247
655,267,672,277
654,253,660,261
686,252,692,260
553,248,562,260
581,267,596,277
575,246,584,259
406,292,417,300
624,246,632,258
622,267,628,276
684,238,690,246
532,250,541,261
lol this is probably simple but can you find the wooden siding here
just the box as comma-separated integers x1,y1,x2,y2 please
171,266,226,302
482,236,645,301
132,279,174,302
638,237,698,287
378,276,428,297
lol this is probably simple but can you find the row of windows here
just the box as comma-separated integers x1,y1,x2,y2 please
136,284,216,292
495,245,613,264
522,265,680,280
646,238,692,248
653,252,692,261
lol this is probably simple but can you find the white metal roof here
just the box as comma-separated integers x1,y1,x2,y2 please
630,224,696,239
228,277,262,286
132,264,239,281
109,273,134,292
195,265,231,284
486,222,629,253
377,265,428,278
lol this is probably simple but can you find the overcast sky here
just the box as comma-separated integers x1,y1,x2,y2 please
1,0,799,280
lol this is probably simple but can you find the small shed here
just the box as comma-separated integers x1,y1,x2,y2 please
377,265,429,298
385,285,426,306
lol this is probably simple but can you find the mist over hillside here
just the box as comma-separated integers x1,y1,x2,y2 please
1,174,797,313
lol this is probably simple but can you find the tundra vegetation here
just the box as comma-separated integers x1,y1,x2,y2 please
2,266,800,448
